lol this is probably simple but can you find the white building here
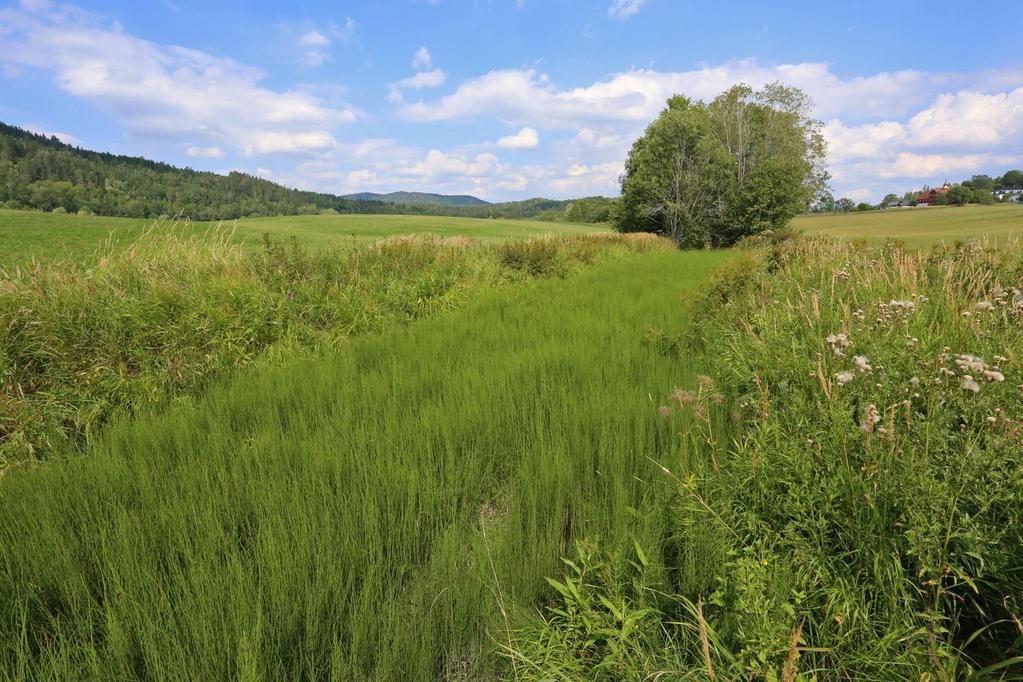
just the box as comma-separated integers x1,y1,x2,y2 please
994,186,1023,202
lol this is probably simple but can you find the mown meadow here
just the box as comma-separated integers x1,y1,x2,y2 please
794,203,1023,246
1,212,1023,679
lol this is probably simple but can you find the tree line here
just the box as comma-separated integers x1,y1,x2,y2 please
812,170,1023,213
0,123,612,223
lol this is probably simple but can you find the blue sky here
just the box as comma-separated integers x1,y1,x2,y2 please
1,0,1021,202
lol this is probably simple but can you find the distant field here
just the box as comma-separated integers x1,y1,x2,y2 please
793,203,1023,246
0,209,604,264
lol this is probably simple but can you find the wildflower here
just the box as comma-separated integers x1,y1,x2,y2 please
962,311,972,318
671,388,696,405
962,376,981,393
889,299,917,310
825,333,852,357
987,416,997,425
834,370,855,386
860,404,881,432
910,377,920,387
983,370,1005,382
697,375,714,387
954,354,986,373
975,301,995,311
657,406,673,418
854,355,872,373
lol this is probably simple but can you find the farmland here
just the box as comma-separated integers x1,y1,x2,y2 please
794,203,1023,246
0,209,602,264
2,213,1022,677
4,0,1022,675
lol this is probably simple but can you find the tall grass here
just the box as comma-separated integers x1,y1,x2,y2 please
510,235,1023,679
0,249,727,679
0,225,669,465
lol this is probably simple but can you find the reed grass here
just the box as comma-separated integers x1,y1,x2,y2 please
0,226,669,465
0,248,727,679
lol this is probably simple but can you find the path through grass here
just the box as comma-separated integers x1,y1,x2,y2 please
0,249,727,679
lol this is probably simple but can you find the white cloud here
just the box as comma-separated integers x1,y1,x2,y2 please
186,145,225,158
608,0,648,19
398,61,939,128
329,17,356,41
412,46,433,71
496,127,539,150
242,131,336,155
822,86,1023,196
0,2,355,157
298,30,329,47
395,68,447,90
396,60,1023,201
22,124,80,145
906,88,1023,147
298,30,330,66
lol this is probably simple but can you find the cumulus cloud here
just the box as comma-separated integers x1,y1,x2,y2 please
398,61,940,127
608,0,648,19
5,2,1021,203
412,46,433,71
298,29,331,65
22,124,80,145
822,86,1023,196
395,69,447,90
242,131,336,155
496,127,539,150
387,47,446,104
298,30,329,47
396,60,1023,200
0,2,356,156
186,145,225,159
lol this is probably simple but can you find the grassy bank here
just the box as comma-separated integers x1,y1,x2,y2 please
0,228,662,465
793,203,1023,246
513,235,1023,678
0,209,603,263
0,248,728,679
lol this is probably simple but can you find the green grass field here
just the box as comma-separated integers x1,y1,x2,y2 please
3,206,1023,677
0,249,728,679
793,203,1023,246
0,209,603,264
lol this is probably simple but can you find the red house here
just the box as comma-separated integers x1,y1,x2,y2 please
916,182,951,206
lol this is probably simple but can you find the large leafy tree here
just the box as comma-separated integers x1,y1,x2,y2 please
613,96,727,246
614,83,828,247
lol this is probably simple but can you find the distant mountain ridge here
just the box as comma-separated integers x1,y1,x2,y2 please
0,122,612,223
341,191,490,207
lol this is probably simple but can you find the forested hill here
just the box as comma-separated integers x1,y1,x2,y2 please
340,191,489,206
0,123,613,222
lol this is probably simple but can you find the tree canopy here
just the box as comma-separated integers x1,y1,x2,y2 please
613,83,828,246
